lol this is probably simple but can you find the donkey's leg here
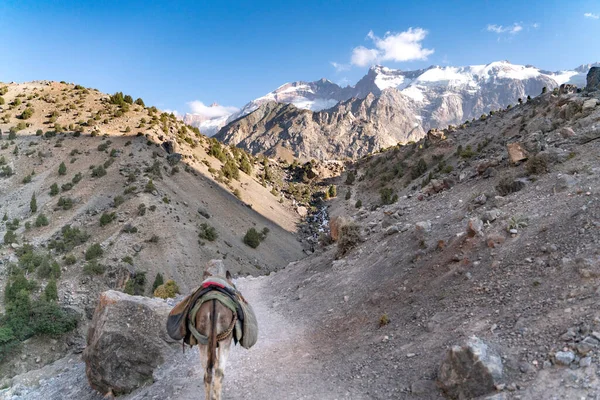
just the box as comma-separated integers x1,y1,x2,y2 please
198,344,212,400
211,337,232,400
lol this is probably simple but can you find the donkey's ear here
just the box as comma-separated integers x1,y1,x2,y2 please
226,270,232,280
203,270,211,279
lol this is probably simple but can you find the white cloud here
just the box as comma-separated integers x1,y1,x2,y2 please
330,62,351,72
486,23,523,34
532,22,540,28
350,28,434,67
584,12,599,19
187,101,239,118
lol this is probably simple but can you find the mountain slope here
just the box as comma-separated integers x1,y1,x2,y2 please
215,91,425,161
211,61,598,160
6,75,600,400
188,61,597,139
0,80,309,380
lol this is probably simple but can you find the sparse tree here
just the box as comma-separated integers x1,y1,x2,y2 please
30,193,37,213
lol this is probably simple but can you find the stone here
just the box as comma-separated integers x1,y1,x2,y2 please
582,98,599,111
385,225,400,235
474,194,487,205
197,208,211,219
560,127,575,138
330,216,350,242
166,153,182,165
580,356,592,368
415,221,432,235
554,351,575,366
509,229,518,235
438,336,503,399
467,218,484,237
507,143,528,163
482,209,500,223
161,140,179,154
83,290,178,396
586,66,600,92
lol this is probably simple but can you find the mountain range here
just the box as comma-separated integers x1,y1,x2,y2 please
186,61,599,160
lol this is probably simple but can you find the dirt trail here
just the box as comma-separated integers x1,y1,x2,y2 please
2,272,353,400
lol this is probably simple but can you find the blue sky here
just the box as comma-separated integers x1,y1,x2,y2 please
1,0,599,116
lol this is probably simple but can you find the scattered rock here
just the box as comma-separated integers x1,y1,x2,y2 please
467,218,484,237
438,336,503,399
197,208,211,219
507,143,528,163
385,225,400,235
83,290,178,396
482,209,500,223
415,221,432,235
582,98,599,111
554,351,575,366
161,140,179,154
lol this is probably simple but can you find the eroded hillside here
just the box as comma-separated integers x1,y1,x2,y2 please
0,81,315,379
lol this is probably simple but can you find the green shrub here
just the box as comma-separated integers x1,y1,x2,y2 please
83,260,105,275
198,223,218,242
99,212,116,226
57,196,73,210
122,224,138,233
64,254,76,265
22,174,32,184
61,182,73,192
144,179,156,193
35,213,49,227
91,165,106,177
43,279,58,302
328,185,337,198
48,225,90,253
30,300,77,335
72,172,82,184
345,171,355,185
153,280,179,299
152,273,164,292
50,183,59,196
345,190,351,200
243,227,267,248
85,243,103,260
355,199,362,208
124,272,146,296
411,158,428,179
30,193,37,213
58,162,66,176
113,195,124,208
380,188,398,205
221,158,240,180
19,108,33,120
3,230,17,245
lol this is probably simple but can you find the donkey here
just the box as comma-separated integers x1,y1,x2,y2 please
196,260,237,400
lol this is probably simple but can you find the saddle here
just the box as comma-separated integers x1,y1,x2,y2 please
166,277,258,349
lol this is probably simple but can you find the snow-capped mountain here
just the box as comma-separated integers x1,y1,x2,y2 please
189,61,597,145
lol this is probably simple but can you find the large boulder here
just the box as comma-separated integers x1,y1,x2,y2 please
83,290,178,396
438,336,503,399
586,66,600,92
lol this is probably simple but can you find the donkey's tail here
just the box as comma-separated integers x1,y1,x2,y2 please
206,299,218,385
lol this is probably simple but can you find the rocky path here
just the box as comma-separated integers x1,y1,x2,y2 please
2,274,353,400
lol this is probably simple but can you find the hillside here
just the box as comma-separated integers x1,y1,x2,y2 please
3,74,600,399
0,80,313,379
